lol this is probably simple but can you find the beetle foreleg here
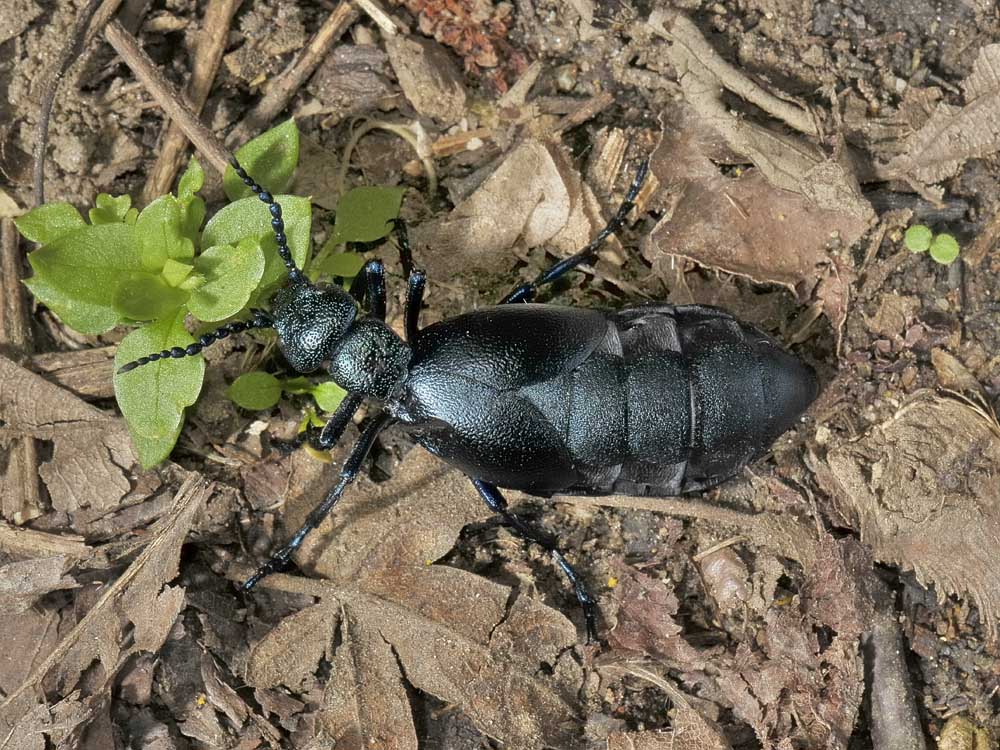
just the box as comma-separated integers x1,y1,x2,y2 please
348,260,387,321
472,479,599,642
499,159,649,304
243,410,394,591
404,269,426,344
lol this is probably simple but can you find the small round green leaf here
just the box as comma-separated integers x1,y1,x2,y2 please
89,193,133,225
15,203,86,244
929,233,960,265
114,310,205,468
226,371,283,410
224,120,300,201
330,186,406,246
310,381,347,412
188,239,266,321
904,225,932,253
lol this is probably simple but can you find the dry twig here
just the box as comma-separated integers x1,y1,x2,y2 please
142,0,243,201
226,1,360,148
104,20,230,175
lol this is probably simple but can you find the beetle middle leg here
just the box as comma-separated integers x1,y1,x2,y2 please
245,410,395,591
500,160,650,304
472,479,599,642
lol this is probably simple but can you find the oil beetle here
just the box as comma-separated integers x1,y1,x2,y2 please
120,155,819,640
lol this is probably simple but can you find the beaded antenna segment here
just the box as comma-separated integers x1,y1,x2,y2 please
229,157,306,285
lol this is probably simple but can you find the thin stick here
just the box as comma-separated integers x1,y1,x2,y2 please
226,1,359,148
104,20,230,175
0,219,42,525
142,0,242,202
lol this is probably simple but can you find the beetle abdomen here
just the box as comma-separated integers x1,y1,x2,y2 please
397,303,817,497
579,304,817,495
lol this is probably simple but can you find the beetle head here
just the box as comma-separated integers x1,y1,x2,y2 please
272,283,357,373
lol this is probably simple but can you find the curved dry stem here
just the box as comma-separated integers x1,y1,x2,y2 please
335,119,437,201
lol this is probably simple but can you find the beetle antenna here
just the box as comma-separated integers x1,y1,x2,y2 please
500,158,650,303
117,309,274,374
229,157,306,285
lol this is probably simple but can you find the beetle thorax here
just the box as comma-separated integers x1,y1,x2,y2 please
272,283,357,373
328,318,410,401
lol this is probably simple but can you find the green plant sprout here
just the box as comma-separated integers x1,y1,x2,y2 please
227,371,347,413
16,119,405,467
903,224,961,265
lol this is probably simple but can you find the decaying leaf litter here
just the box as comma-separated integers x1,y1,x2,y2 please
2,0,1000,747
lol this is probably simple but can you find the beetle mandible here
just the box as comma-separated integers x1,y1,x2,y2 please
119,155,819,641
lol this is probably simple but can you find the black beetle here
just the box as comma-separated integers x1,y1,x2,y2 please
120,156,818,640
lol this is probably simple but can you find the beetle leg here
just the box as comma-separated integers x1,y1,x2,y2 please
270,392,364,454
348,260,387,321
472,479,599,642
404,269,426,344
243,410,394,591
500,159,649,304
391,218,416,278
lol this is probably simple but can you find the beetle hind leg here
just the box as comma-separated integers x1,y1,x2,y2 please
472,479,599,642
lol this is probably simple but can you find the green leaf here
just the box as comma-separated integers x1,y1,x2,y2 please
904,225,932,253
202,194,311,299
15,203,86,244
112,273,189,321
280,376,313,394
25,222,142,334
310,381,347,412
114,310,205,468
188,239,267,321
178,157,204,200
311,250,366,279
226,371,283,410
89,193,134,225
136,195,192,269
162,259,194,287
929,233,960,265
224,120,300,201
330,186,405,246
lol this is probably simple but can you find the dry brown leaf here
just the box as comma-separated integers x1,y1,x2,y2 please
245,450,584,749
608,568,710,670
0,354,134,519
609,720,730,750
931,348,986,397
882,44,1000,187
0,476,209,746
0,555,76,614
820,392,1000,636
246,601,338,690
411,139,608,277
385,35,467,125
643,13,872,340
317,612,418,750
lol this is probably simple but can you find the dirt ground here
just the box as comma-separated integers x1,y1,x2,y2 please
2,0,1000,748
